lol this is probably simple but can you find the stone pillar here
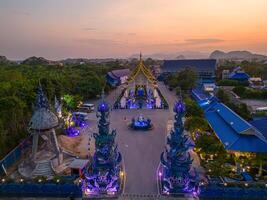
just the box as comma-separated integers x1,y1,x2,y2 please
32,132,39,159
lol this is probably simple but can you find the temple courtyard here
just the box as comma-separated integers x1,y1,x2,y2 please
78,82,203,196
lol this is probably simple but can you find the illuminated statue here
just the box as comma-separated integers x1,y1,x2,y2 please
82,92,122,196
129,114,153,130
160,101,200,196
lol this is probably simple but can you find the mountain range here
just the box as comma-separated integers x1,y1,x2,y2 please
1,50,267,65
209,50,267,60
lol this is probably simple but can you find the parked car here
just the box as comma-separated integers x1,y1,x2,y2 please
72,112,89,121
77,106,92,113
81,103,95,112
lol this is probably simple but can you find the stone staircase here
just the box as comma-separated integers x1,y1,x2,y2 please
31,160,54,179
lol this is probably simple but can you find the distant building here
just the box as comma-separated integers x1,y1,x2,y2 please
106,68,130,87
161,59,217,84
249,77,264,89
222,69,230,79
228,67,250,81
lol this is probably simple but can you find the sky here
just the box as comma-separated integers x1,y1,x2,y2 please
0,0,267,60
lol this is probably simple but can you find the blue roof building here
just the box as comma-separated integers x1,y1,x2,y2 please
228,67,250,81
250,117,267,139
106,69,130,87
162,59,217,84
192,89,267,153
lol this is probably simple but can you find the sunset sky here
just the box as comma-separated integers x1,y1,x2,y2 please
0,0,267,60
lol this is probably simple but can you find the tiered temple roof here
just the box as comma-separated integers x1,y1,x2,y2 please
127,53,157,86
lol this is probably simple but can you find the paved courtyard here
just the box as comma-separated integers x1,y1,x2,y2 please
75,82,198,198
105,82,178,194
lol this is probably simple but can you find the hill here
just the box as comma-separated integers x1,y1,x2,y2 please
22,56,52,65
210,50,267,61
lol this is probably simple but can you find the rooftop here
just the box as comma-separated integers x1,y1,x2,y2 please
192,88,267,153
110,68,130,78
162,59,217,72
68,159,89,169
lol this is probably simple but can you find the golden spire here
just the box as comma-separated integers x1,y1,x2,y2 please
126,52,157,86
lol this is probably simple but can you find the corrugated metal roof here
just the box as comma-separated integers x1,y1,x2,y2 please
162,59,216,72
250,118,267,138
110,69,130,78
192,88,267,153
205,104,267,153
229,71,250,80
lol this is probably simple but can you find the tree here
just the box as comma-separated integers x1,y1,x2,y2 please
184,98,203,117
195,133,226,155
176,68,197,91
184,116,210,133
216,89,230,103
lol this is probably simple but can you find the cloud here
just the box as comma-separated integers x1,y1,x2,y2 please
11,9,31,16
128,32,136,36
184,38,224,45
82,27,97,31
74,38,121,46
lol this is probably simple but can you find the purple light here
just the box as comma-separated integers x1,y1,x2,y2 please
158,172,162,176
173,100,186,113
98,102,109,112
85,188,93,195
65,127,80,137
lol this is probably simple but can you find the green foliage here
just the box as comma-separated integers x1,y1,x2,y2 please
63,94,82,110
0,62,120,158
217,79,248,86
184,98,203,117
184,116,210,133
216,89,230,103
195,133,226,155
165,68,197,92
216,89,252,120
233,86,267,99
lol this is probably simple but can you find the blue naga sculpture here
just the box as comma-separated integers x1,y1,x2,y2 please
82,95,122,196
160,100,200,196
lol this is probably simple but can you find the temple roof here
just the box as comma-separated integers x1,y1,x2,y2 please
29,84,58,131
29,108,59,131
192,88,267,153
110,69,130,78
162,59,216,73
127,53,156,85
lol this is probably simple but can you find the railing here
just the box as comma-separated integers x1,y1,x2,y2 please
0,183,82,198
0,135,32,176
200,185,267,200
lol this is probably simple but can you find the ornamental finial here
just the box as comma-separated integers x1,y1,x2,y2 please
35,82,49,110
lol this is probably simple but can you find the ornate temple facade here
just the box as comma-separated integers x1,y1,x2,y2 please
115,53,167,109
